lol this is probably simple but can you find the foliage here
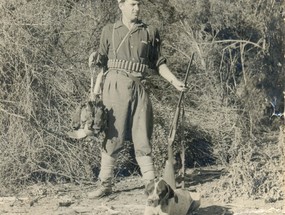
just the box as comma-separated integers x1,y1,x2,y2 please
0,0,284,202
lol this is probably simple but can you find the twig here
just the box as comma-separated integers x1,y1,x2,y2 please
0,106,25,119
212,39,264,50
180,20,206,69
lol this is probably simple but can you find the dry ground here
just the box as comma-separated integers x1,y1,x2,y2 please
0,167,284,215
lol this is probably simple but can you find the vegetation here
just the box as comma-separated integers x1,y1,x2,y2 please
0,0,284,203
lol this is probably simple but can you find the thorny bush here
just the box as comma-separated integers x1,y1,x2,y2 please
0,0,284,203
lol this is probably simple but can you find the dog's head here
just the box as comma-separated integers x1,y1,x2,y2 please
145,178,175,207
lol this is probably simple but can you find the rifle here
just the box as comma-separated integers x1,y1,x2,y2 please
163,53,194,189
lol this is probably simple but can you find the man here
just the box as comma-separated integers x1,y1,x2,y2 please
88,0,187,198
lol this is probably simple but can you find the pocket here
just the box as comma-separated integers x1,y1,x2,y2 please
139,40,150,58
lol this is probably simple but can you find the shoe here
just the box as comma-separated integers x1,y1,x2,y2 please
88,184,112,199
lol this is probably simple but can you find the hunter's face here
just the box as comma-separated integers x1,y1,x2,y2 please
120,0,141,22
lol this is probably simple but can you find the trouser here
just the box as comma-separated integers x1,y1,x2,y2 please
98,70,155,183
99,152,155,183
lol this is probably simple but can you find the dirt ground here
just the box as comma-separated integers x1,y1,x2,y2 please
0,168,284,215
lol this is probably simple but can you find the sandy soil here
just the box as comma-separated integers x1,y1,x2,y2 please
0,168,284,215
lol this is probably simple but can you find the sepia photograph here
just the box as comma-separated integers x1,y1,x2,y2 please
0,0,284,214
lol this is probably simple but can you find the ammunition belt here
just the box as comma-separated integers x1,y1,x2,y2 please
107,59,147,74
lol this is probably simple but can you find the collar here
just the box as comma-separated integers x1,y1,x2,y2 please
113,19,145,29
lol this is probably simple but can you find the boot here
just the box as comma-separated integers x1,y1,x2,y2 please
136,156,155,187
88,180,112,199
88,152,115,199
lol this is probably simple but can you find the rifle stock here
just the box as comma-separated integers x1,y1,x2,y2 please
163,53,194,189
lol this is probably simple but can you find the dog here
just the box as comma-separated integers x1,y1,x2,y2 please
144,178,200,215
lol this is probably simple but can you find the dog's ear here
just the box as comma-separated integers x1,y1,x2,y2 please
158,180,175,204
174,193,178,203
165,182,175,199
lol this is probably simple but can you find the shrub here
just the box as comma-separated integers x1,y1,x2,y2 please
0,0,284,202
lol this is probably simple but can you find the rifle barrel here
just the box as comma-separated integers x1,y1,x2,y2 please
168,53,195,142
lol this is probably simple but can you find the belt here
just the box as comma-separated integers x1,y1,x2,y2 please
107,59,147,73
114,70,142,85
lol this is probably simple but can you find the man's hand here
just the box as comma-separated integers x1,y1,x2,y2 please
171,79,189,92
158,64,189,92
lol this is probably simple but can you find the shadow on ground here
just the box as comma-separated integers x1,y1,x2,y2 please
177,168,225,188
197,205,233,215
176,168,233,215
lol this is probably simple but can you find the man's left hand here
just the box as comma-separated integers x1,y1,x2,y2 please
172,80,189,92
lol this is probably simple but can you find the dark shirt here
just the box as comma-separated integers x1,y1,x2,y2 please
97,20,166,72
